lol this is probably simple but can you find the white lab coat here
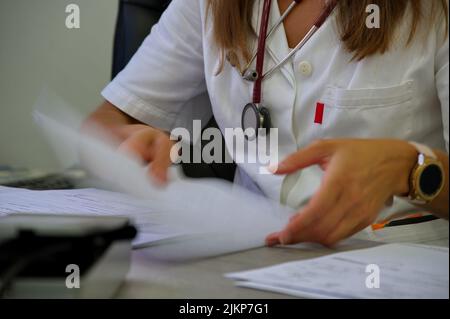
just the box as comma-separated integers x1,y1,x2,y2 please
102,0,449,220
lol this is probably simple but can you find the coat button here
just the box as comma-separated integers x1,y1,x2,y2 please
298,61,313,77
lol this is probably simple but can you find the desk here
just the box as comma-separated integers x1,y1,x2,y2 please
118,220,449,299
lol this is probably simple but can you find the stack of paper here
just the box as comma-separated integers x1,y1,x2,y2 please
226,244,449,299
0,186,181,248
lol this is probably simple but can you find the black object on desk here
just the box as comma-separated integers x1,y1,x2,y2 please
2,173,75,190
0,214,137,298
0,166,88,190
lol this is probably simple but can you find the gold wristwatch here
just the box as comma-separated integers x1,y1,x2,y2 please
408,142,445,204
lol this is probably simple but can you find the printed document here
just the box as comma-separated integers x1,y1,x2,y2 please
226,244,449,299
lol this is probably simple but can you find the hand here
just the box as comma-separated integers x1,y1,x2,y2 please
266,139,418,247
117,124,175,184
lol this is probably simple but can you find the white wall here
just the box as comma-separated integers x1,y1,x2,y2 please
0,0,118,169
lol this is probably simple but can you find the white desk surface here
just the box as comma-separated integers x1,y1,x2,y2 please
118,220,449,299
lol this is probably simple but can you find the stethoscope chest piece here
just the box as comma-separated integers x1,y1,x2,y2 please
242,103,272,139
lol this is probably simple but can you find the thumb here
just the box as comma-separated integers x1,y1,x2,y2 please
118,130,156,163
149,134,174,184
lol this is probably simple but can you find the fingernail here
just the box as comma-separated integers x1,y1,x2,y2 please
266,239,278,247
157,173,168,184
266,163,280,174
265,235,280,247
152,169,167,185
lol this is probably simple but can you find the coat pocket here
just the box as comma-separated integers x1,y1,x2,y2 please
313,81,415,139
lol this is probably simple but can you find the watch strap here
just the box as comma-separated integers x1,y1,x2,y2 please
409,142,437,159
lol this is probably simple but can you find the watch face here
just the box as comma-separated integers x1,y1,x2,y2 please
419,164,444,196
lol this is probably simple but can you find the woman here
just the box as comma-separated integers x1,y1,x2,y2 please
86,0,449,246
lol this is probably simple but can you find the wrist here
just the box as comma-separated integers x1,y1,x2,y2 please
391,140,418,196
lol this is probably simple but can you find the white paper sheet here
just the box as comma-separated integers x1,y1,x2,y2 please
0,186,180,247
226,243,449,299
31,106,295,260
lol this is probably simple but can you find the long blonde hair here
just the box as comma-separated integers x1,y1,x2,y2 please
208,0,448,71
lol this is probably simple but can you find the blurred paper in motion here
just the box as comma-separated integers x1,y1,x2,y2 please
29,95,294,261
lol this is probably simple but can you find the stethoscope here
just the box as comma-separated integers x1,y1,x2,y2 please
240,0,338,139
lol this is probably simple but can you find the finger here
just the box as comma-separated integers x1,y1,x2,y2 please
278,179,343,245
264,214,300,247
289,190,353,245
321,216,372,247
265,232,281,247
118,129,172,184
118,129,156,163
322,197,387,246
280,188,356,245
149,134,173,183
270,140,335,175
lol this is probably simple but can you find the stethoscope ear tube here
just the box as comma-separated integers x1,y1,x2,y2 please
241,0,303,80
242,0,338,82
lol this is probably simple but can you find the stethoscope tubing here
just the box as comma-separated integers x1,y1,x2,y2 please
243,0,338,81
242,0,301,77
